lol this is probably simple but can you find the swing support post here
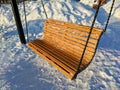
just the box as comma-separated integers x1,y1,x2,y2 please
11,0,26,44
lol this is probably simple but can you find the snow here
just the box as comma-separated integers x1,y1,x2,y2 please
0,0,120,90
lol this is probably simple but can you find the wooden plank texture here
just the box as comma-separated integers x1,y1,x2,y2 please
27,19,103,79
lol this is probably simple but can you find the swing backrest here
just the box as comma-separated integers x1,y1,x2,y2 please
43,19,103,67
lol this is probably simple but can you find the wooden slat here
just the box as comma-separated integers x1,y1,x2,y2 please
36,40,80,61
44,24,102,47
36,39,94,69
28,43,75,79
44,28,98,46
45,19,103,34
44,34,96,54
45,25,102,40
44,34,97,55
27,19,103,79
37,40,92,65
28,42,76,74
28,40,92,79
32,40,79,70
45,24,102,37
44,37,96,61
44,19,102,62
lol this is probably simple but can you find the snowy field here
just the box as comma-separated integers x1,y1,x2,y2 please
0,0,120,90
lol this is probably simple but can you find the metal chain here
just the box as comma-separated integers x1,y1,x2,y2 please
104,0,116,32
23,0,29,42
41,0,48,19
74,0,102,79
0,4,2,49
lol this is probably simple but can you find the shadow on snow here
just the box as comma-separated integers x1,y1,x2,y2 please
1,59,55,90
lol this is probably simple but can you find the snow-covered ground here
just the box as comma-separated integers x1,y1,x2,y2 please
0,0,120,90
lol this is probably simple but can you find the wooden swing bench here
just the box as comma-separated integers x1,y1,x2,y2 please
27,19,103,79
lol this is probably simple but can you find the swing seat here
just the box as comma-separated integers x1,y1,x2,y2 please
27,19,103,79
